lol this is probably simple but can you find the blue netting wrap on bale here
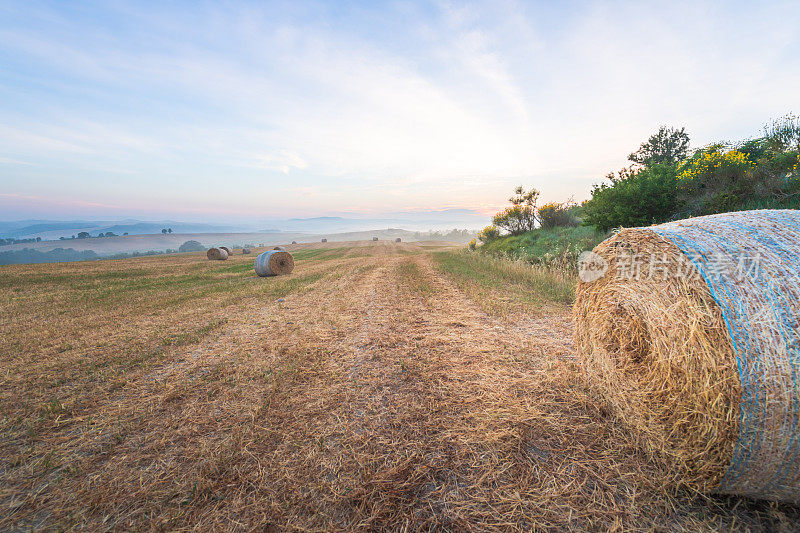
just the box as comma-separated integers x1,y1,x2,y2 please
575,209,800,501
254,250,294,277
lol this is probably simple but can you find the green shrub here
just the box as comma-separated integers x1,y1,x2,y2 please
676,115,800,216
491,186,539,236
477,225,500,244
582,163,679,231
538,201,578,229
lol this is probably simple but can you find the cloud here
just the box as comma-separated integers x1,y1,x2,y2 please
0,156,34,165
253,151,308,174
0,1,798,219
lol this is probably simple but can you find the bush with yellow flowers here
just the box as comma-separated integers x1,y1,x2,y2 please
678,146,755,182
677,145,762,214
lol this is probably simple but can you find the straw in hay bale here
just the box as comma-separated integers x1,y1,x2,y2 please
574,209,800,502
254,250,294,277
206,247,228,260
274,246,285,251
242,248,251,254
219,246,231,255
395,237,402,242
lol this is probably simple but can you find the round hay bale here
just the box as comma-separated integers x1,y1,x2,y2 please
395,237,401,243
574,209,800,502
254,250,294,277
242,248,251,254
274,246,285,251
206,247,228,260
373,237,378,241
292,241,297,244
219,246,231,255
321,238,327,243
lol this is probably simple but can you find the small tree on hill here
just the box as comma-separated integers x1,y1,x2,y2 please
538,200,578,229
764,113,800,152
629,126,690,167
478,225,500,243
492,186,539,235
178,240,205,253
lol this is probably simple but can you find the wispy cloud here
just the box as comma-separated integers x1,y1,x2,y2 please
0,0,798,219
0,156,34,165
253,151,308,174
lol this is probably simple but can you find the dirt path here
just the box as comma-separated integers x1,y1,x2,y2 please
2,245,795,531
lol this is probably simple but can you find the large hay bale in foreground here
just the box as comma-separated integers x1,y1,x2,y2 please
207,247,228,260
574,209,800,502
254,250,294,277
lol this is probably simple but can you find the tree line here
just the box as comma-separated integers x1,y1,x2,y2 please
478,113,800,244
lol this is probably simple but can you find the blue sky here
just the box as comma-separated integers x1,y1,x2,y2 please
1,0,798,222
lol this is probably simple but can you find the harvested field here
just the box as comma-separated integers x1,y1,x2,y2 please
1,241,798,531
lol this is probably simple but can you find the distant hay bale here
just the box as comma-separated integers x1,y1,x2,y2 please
292,241,297,244
395,237,401,243
219,246,231,255
321,238,327,243
574,210,800,502
242,248,251,254
254,250,294,277
373,237,378,241
274,246,285,251
206,247,228,261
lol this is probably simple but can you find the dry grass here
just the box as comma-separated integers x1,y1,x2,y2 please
1,241,797,530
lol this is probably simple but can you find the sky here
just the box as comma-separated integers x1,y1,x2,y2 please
1,0,799,222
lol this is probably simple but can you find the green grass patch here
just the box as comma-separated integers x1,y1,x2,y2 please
432,250,575,314
0,268,153,289
481,225,607,269
291,248,349,261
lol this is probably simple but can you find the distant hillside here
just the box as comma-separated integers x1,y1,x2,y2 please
267,210,488,233
0,228,475,264
0,220,243,240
